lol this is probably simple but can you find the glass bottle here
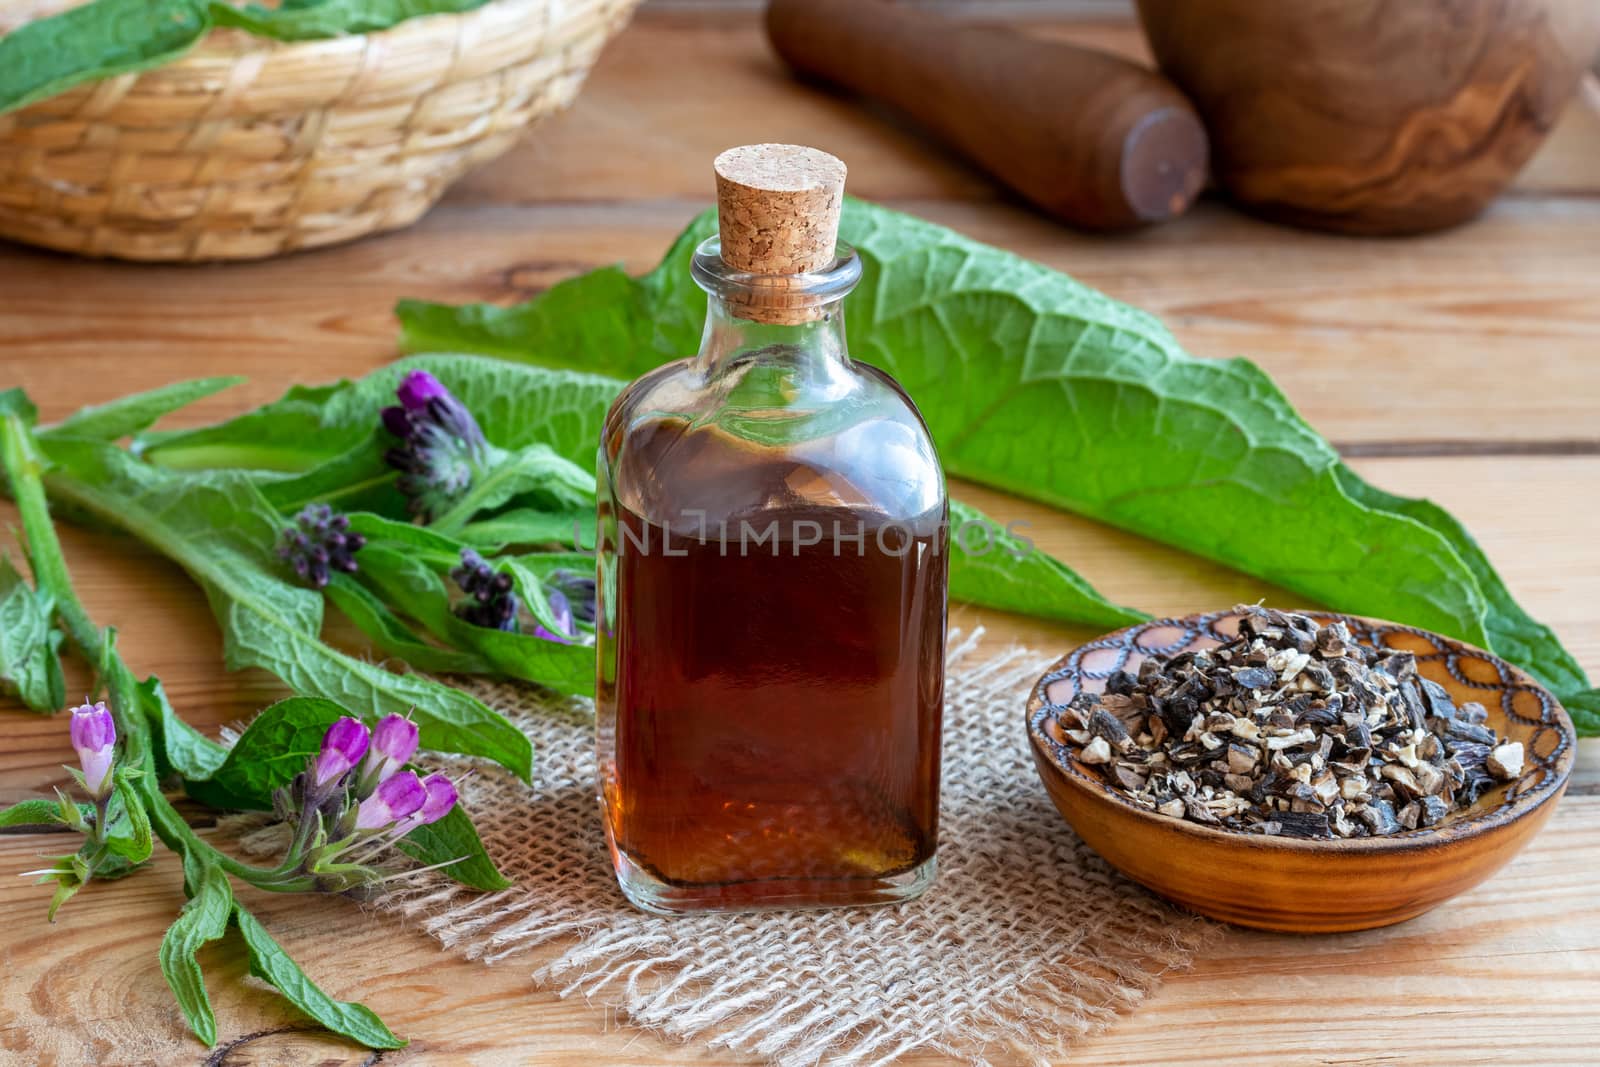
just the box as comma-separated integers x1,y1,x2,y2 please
595,145,948,914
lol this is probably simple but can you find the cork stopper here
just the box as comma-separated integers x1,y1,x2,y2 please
712,145,846,324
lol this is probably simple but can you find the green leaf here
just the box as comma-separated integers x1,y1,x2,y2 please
431,443,596,534
103,767,154,864
0,0,209,115
140,354,620,477
396,213,714,380
325,574,491,676
158,860,233,1047
211,0,491,41
43,377,243,443
0,552,66,712
139,674,228,781
358,540,594,695
345,511,470,563
355,543,458,637
184,696,348,811
320,355,623,470
39,440,533,780
443,612,594,698
498,555,591,638
458,507,595,552
946,500,1146,630
0,389,40,424
1562,688,1600,736
399,199,1600,715
395,805,511,891
138,382,350,472
0,796,89,830
257,437,405,517
1333,465,1590,696
0,0,501,118
233,904,405,1050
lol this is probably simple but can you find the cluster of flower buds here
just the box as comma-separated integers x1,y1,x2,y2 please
381,370,491,521
275,713,458,893
451,548,520,632
278,503,365,589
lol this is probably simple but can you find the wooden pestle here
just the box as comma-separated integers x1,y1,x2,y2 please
766,0,1208,231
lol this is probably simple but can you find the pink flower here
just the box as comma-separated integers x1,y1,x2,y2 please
355,771,426,831
69,701,116,799
361,714,419,784
412,774,458,827
312,717,369,787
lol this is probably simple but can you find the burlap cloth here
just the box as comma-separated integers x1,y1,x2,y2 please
376,633,1218,1065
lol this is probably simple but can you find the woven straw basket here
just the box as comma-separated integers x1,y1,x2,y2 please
0,0,639,260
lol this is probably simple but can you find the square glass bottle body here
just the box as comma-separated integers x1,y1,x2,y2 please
595,238,948,913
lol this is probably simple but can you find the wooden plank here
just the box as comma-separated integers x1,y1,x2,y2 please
3,194,1600,446
1,795,1593,1065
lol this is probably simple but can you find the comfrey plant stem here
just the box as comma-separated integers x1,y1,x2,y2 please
3,416,266,886
0,409,403,1049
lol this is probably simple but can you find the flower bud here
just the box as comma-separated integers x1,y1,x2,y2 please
413,774,458,827
312,716,370,787
68,701,116,799
278,503,366,589
381,371,490,522
395,370,449,411
451,549,520,631
354,770,426,831
362,714,420,784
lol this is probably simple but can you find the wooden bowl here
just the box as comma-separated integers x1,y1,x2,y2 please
1134,0,1600,234
1025,609,1575,932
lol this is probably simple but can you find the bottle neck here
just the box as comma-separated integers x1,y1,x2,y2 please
689,236,861,390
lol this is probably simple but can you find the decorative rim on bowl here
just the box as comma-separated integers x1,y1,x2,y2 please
1026,609,1575,853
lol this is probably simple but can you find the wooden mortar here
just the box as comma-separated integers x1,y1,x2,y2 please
1136,0,1600,234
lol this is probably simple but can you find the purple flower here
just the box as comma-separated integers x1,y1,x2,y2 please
361,714,419,784
531,587,576,643
451,548,519,632
547,569,597,625
395,370,450,411
381,371,490,522
278,503,365,589
355,770,427,831
69,701,116,799
412,774,458,827
312,717,370,787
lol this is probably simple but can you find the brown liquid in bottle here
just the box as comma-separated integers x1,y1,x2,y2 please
598,416,946,910
597,143,947,912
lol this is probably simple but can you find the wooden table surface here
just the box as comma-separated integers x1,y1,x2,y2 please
3,4,1599,1064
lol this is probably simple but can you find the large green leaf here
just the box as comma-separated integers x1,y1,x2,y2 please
397,198,1593,719
37,439,533,780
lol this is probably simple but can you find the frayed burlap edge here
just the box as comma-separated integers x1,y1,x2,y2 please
364,632,1218,1066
